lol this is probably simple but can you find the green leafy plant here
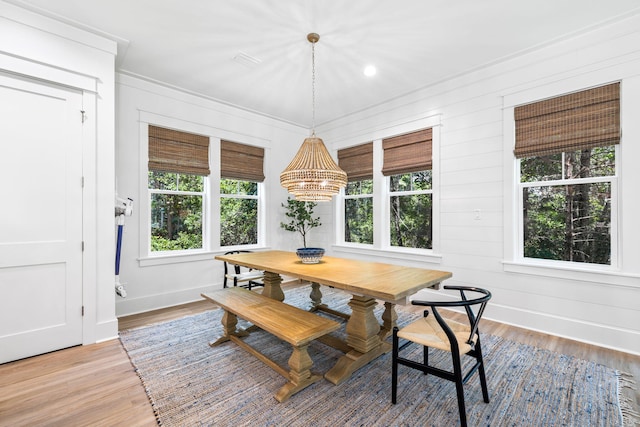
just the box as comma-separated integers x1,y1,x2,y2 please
280,197,321,248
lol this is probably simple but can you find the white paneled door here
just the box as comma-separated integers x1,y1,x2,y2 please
0,72,84,364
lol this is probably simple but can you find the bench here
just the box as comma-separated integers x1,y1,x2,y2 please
201,287,341,402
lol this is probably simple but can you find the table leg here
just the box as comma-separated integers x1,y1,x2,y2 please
261,271,284,301
324,295,391,385
309,282,351,320
379,302,398,340
309,282,322,309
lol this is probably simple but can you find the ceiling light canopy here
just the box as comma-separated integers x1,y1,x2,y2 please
280,33,347,202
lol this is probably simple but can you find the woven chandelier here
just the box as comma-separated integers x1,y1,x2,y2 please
280,33,347,202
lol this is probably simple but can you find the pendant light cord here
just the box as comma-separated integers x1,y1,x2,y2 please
311,40,316,136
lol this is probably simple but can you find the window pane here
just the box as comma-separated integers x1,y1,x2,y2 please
390,171,432,192
149,171,204,191
150,194,203,251
177,173,204,192
564,146,615,179
346,179,373,196
220,198,258,246
345,198,373,244
390,193,432,249
521,146,615,183
149,171,177,190
220,178,258,195
520,154,562,182
523,182,611,264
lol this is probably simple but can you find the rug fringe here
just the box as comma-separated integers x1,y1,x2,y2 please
119,337,163,427
616,370,640,427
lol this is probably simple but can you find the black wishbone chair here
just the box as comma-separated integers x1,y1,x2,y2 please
392,286,492,427
222,250,264,290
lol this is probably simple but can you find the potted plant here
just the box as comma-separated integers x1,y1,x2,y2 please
280,197,325,263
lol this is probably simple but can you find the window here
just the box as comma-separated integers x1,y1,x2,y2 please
389,170,432,249
514,82,620,265
344,180,374,244
148,125,210,253
149,172,205,251
220,140,264,248
339,143,373,244
383,129,433,250
220,179,259,246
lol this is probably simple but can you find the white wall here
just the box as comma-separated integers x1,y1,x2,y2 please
0,1,118,343
115,73,333,316
319,13,640,354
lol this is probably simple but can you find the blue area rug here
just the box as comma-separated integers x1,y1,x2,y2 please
120,285,631,426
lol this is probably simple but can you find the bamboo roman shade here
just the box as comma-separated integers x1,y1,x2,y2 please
514,82,620,158
148,125,210,176
338,142,373,181
220,140,265,182
382,128,432,176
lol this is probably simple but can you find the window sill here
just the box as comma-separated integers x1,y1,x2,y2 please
503,260,640,289
332,244,443,265
139,246,271,267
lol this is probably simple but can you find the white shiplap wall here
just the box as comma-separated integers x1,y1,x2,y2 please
321,12,640,354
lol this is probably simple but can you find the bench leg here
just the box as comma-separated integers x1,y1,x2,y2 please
209,310,249,347
275,343,322,403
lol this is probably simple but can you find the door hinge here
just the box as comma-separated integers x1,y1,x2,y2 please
81,176,84,188
81,241,85,251
80,110,86,123
82,306,85,316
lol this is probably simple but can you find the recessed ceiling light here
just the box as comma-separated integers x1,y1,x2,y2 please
363,65,377,77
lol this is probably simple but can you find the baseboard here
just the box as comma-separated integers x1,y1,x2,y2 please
411,287,639,355
485,303,640,356
83,318,119,344
115,278,304,318
115,283,218,317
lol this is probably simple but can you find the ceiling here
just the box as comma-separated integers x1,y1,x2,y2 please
8,0,640,127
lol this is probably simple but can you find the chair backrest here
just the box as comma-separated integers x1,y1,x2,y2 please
412,286,492,350
223,250,253,275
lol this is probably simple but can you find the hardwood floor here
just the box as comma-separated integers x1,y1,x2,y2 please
1,283,638,426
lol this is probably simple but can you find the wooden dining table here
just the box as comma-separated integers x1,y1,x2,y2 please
214,250,452,385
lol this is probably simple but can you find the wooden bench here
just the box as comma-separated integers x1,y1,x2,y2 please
201,287,341,402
